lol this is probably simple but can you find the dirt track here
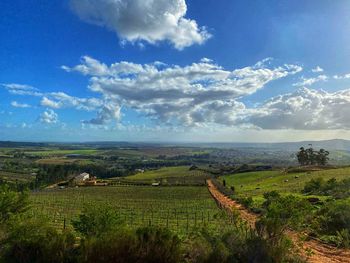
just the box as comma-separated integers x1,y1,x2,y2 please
207,179,350,263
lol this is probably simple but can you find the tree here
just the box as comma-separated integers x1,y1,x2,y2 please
316,148,330,166
296,147,308,166
306,146,316,165
297,147,329,166
0,185,29,224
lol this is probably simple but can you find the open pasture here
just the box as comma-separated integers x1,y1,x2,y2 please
121,166,210,185
220,167,350,197
30,185,230,233
126,166,203,180
24,149,101,157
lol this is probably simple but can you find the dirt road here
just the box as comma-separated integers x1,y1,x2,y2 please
207,179,350,263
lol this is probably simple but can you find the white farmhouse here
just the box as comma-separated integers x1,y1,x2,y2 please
74,172,90,183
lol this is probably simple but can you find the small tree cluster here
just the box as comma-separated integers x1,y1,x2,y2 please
296,146,329,166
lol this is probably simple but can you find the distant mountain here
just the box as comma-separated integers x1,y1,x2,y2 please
1,139,350,151
184,139,350,151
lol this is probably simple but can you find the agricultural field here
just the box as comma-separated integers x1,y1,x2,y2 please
0,170,35,183
120,166,210,185
29,185,231,234
220,167,350,198
24,149,102,157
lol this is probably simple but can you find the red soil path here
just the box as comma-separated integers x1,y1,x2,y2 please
207,179,350,263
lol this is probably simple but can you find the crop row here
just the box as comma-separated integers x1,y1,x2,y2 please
30,186,233,233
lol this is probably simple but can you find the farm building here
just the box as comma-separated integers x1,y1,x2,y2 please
74,172,90,183
72,172,100,186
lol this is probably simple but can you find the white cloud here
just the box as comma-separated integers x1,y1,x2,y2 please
1,83,43,96
333,73,350,80
69,0,211,50
40,93,103,111
82,102,121,125
240,87,350,130
11,101,31,108
39,109,58,124
293,74,328,87
40,97,61,109
63,56,301,126
311,66,324,73
3,81,120,125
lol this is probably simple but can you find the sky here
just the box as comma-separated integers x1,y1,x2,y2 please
2,0,350,142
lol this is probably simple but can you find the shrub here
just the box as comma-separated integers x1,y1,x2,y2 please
316,199,350,235
184,229,231,263
72,205,124,237
302,177,350,198
79,228,137,263
1,218,77,263
238,197,254,209
135,227,182,263
335,229,350,248
258,194,312,241
80,227,182,263
222,220,305,263
0,185,29,224
302,177,325,194
262,191,280,209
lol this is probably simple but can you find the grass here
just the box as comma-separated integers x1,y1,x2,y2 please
220,167,350,197
24,149,101,156
0,171,35,183
35,158,97,165
126,166,204,181
120,166,210,185
29,185,230,233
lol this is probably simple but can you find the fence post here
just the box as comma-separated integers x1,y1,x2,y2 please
186,213,189,232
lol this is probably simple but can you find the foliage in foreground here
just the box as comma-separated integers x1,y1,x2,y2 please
0,184,316,262
303,177,350,199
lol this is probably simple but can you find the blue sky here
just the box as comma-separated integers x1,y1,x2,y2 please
1,0,350,142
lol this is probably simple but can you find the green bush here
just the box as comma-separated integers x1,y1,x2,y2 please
222,222,305,263
303,177,350,198
79,227,182,263
0,185,29,224
72,205,124,237
315,199,350,235
78,228,138,263
238,196,254,209
1,218,77,263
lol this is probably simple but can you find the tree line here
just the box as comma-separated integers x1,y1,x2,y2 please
296,146,329,166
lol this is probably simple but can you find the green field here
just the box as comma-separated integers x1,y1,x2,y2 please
30,185,230,233
116,166,210,186
0,171,35,183
220,167,350,197
126,166,205,181
24,149,101,156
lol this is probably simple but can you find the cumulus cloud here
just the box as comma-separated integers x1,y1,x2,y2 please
39,109,58,124
62,56,301,126
293,75,328,87
82,102,121,125
240,87,350,130
40,97,61,109
69,0,211,49
11,101,31,108
311,66,324,73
